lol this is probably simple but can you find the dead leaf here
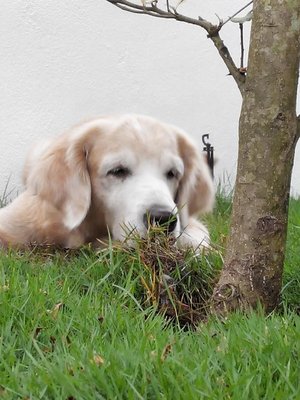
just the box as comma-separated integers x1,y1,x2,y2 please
160,342,174,362
48,302,64,319
0,284,9,291
97,315,104,323
34,327,43,338
91,354,105,366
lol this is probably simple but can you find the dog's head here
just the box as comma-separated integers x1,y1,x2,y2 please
24,115,214,243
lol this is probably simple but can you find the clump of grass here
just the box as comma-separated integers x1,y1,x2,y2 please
110,227,222,326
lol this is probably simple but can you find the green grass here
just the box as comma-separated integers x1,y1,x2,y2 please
0,196,299,399
281,197,300,312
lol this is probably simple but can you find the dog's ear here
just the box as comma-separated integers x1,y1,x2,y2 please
24,134,92,230
176,132,214,222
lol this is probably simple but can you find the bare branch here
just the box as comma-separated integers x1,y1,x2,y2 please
239,24,244,68
166,0,170,13
221,1,253,27
107,0,216,31
209,34,246,93
106,0,246,93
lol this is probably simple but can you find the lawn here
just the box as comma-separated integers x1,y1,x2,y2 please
0,195,299,399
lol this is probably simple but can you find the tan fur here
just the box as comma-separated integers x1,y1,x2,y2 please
176,131,214,216
0,115,214,249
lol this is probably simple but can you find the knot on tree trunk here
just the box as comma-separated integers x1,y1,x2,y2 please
275,112,286,122
254,216,285,250
211,251,284,315
211,283,243,315
255,216,284,237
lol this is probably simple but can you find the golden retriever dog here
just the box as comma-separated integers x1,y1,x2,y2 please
0,114,214,250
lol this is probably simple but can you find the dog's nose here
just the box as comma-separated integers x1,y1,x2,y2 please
143,207,177,233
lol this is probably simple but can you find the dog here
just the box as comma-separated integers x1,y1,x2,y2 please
0,114,214,250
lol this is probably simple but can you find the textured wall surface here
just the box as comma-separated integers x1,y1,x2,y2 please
0,0,299,199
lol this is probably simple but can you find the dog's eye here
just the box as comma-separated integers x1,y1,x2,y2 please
107,166,131,179
166,169,179,180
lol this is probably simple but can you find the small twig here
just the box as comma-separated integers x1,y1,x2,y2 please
239,23,244,68
107,0,216,31
166,0,170,13
221,0,253,27
215,13,223,26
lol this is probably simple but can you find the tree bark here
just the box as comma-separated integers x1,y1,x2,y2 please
212,0,300,313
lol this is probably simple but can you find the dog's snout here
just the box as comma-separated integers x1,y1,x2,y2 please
143,207,177,233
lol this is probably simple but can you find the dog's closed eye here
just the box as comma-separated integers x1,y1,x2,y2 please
107,165,131,179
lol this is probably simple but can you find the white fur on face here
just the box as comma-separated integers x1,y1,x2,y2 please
97,149,184,241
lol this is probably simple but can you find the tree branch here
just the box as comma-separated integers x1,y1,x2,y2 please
209,34,246,93
297,115,300,140
106,0,246,93
107,0,215,30
221,1,253,27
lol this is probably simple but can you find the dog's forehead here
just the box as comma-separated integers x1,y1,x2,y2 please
87,115,183,170
107,115,179,153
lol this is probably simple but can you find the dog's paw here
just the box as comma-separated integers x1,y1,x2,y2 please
177,219,210,252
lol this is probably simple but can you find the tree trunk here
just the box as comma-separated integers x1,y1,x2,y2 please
212,0,300,313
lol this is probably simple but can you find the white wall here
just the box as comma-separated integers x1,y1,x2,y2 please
0,0,299,199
